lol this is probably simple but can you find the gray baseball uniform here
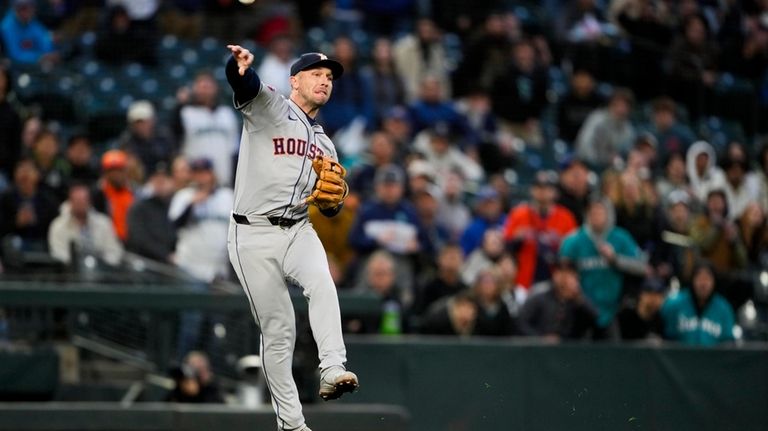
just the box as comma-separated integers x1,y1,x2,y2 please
225,52,348,431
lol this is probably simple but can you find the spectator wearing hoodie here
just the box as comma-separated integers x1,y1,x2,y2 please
559,197,646,338
0,0,57,65
686,140,726,206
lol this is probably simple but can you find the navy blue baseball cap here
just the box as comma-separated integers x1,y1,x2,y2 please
290,53,344,80
190,157,214,171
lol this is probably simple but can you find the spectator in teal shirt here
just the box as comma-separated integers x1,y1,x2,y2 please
660,261,736,346
1,0,57,65
559,197,646,338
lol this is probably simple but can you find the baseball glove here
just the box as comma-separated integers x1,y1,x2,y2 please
306,156,349,210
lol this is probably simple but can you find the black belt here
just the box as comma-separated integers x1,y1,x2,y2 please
233,213,301,228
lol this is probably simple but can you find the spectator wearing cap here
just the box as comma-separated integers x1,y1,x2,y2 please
174,71,239,187
0,159,59,254
575,88,637,171
168,157,233,282
617,277,667,341
168,158,232,357
557,156,592,224
348,164,433,294
405,158,437,199
63,134,99,186
319,36,376,137
92,150,135,242
503,170,578,290
380,105,413,158
650,190,696,284
0,0,58,65
560,197,646,338
48,182,123,267
126,164,177,263
412,184,450,252
517,260,598,341
119,100,178,178
660,261,736,346
459,185,506,256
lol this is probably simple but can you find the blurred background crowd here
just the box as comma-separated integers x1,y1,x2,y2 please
1,0,768,364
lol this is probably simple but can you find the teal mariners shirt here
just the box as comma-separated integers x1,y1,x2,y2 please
559,226,642,328
660,289,735,346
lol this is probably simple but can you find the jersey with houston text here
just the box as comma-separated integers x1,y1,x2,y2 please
232,83,339,220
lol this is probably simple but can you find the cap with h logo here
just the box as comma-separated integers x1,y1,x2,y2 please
290,53,344,80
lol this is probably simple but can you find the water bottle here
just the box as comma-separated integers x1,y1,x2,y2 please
379,300,402,335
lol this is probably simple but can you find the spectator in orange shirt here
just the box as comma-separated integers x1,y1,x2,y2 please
92,150,135,242
503,170,578,292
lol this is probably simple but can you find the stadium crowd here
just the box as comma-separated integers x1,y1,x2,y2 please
1,0,768,350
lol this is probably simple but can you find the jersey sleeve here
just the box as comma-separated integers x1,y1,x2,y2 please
226,56,288,131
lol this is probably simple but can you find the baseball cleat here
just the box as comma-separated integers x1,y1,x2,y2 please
319,370,359,401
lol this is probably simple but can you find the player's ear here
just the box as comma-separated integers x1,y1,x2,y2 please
289,75,298,90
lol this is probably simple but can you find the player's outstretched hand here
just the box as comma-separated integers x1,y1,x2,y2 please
226,44,254,76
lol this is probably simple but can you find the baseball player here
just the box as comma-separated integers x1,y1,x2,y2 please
225,44,358,431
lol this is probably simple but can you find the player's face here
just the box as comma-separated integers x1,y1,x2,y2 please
293,67,334,107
